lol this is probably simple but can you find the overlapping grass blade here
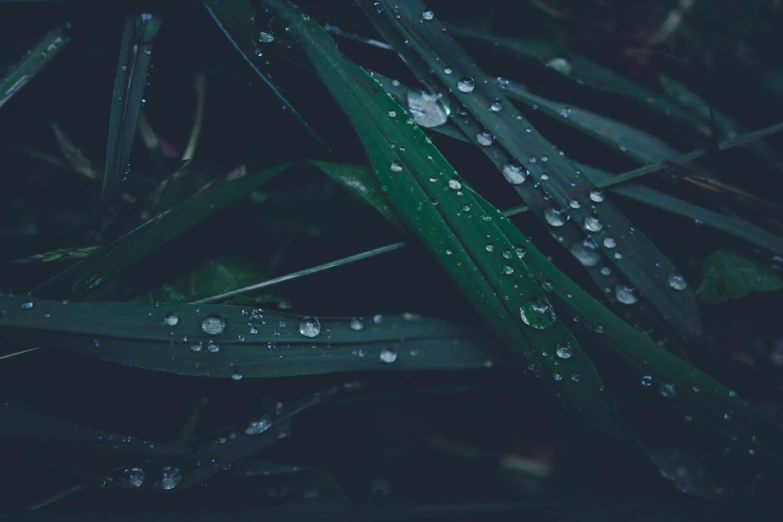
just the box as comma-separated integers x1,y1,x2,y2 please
261,0,644,455
94,13,162,218
0,27,69,110
0,296,494,377
203,0,332,154
367,0,701,342
697,250,783,304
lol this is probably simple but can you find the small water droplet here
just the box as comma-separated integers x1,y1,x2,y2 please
448,177,461,190
245,415,272,435
457,76,474,92
659,383,677,397
443,67,452,74
476,131,494,146
556,343,573,359
502,265,514,275
201,314,226,335
723,411,733,421
124,467,145,488
161,466,182,490
350,318,364,331
388,110,396,117
22,300,34,309
520,300,556,329
489,100,502,112
615,284,638,305
92,339,100,348
502,249,513,259
207,342,219,353
373,314,383,324
231,371,243,381
667,273,688,291
641,375,653,387
584,216,603,232
603,237,616,248
570,372,581,382
380,347,397,363
553,372,563,381
501,163,526,184
514,245,526,258
570,238,601,267
257,31,275,43
299,317,321,338
164,312,179,326
544,207,568,227
569,199,581,209
390,160,403,172
485,244,495,253
190,342,203,352
496,76,509,89
589,190,604,203
422,9,434,20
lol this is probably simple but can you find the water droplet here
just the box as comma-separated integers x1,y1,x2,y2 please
462,204,471,212
92,339,100,348
124,467,144,488
520,300,556,329
373,314,383,324
299,317,321,338
553,372,563,381
407,90,450,127
556,343,573,359
544,207,568,227
570,372,581,382
201,314,225,335
723,411,733,421
502,265,514,275
230,371,243,381
350,318,364,331
251,308,264,320
502,249,513,259
641,375,652,387
422,9,434,20
476,131,494,146
584,216,603,232
207,342,219,353
570,238,601,267
589,190,604,203
245,415,272,435
603,237,616,248
615,284,638,304
164,312,179,326
659,383,677,397
448,177,462,190
380,347,397,363
485,244,495,253
501,163,526,184
390,160,403,172
489,100,502,112
161,466,182,490
257,31,275,43
515,245,526,258
445,249,453,255
546,56,572,74
668,273,688,291
388,110,396,117
190,342,203,352
22,300,33,309
569,199,581,209
496,76,509,89
457,76,474,92
443,67,452,74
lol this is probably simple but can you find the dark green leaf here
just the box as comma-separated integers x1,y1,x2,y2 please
698,250,783,304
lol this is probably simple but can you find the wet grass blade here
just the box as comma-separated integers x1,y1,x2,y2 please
94,13,162,219
262,0,645,456
368,1,702,341
203,0,333,155
0,296,494,377
0,27,69,110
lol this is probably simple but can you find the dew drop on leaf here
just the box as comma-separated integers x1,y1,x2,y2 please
544,208,567,227
520,300,556,329
422,9,434,20
124,467,144,488
201,314,225,335
22,300,34,309
245,415,272,435
160,466,182,490
379,347,397,363
299,317,321,338
615,284,639,304
390,161,403,172
350,317,364,331
584,216,603,232
589,189,604,202
668,273,688,290
164,312,179,326
501,163,526,185
556,343,573,359
457,76,474,92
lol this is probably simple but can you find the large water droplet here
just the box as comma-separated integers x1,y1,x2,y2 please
584,216,603,232
546,56,572,75
457,76,475,92
245,415,272,435
407,90,450,128
476,130,494,146
501,163,526,185
668,273,688,291
350,317,364,331
201,314,225,335
390,160,403,172
520,300,556,329
124,467,145,488
257,31,275,43
489,100,502,112
570,238,601,267
603,237,616,248
615,284,638,304
589,190,604,203
515,245,526,258
380,347,397,363
22,300,34,309
164,312,179,326
544,207,568,227
160,466,182,490
422,9,434,20
448,177,461,190
556,343,573,359
299,317,321,338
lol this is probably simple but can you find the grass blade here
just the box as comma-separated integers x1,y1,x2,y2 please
367,0,702,342
0,296,495,377
697,250,783,304
262,0,645,457
0,27,69,110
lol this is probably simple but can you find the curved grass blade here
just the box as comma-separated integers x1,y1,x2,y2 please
368,1,701,341
93,13,162,219
51,123,100,180
697,250,783,304
472,191,783,489
262,0,645,457
0,27,69,110
0,296,495,377
203,0,333,155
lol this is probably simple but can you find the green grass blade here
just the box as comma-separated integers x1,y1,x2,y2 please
364,5,701,341
50,123,100,180
0,296,494,377
95,13,161,218
262,0,644,455
0,27,70,110
203,0,332,155
13,245,99,264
